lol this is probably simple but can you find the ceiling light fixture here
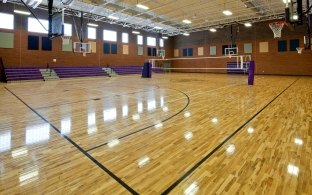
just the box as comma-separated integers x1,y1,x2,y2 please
244,22,252,27
87,23,98,27
183,32,190,36
136,3,149,10
14,10,31,15
182,19,192,24
132,30,140,34
209,28,217,32
292,14,299,20
222,10,232,16
108,15,119,20
162,36,168,39
283,0,291,3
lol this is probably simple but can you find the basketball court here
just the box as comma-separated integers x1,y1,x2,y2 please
0,0,312,194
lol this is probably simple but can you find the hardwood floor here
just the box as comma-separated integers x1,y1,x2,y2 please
0,73,311,194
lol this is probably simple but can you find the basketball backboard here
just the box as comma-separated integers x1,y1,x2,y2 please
73,42,92,53
49,9,64,39
157,50,166,59
224,47,238,56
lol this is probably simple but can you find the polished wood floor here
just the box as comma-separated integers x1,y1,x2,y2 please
0,73,311,194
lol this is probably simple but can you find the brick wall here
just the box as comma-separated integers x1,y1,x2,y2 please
172,20,312,75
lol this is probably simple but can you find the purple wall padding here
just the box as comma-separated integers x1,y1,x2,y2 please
248,61,255,85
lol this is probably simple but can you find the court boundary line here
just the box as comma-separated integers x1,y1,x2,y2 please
86,88,190,152
4,86,139,195
161,78,299,194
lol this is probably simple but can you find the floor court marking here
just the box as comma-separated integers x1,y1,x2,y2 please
161,78,299,194
4,86,139,195
3,76,283,194
86,88,190,152
85,83,242,152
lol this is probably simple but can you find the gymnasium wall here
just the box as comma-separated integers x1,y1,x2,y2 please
0,4,173,68
172,20,312,75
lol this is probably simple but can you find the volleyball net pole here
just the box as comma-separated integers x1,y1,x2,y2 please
144,54,255,85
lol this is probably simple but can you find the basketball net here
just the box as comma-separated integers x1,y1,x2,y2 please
269,21,285,38
296,47,303,54
160,54,165,60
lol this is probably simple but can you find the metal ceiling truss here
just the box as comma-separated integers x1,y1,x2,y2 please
5,0,310,36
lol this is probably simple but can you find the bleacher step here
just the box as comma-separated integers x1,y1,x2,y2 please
103,67,117,77
40,69,60,81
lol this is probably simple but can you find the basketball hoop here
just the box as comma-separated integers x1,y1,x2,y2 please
296,47,303,54
269,21,285,38
157,50,166,60
61,36,71,45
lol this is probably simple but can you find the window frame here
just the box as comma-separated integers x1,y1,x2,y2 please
122,32,129,43
159,38,164,47
137,35,143,45
28,17,49,34
63,23,72,36
88,27,97,39
147,36,156,46
103,29,117,42
0,13,14,30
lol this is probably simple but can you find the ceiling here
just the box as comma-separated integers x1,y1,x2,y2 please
6,0,310,36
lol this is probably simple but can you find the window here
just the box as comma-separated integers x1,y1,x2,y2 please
103,43,117,54
42,37,52,51
147,37,156,46
183,48,187,56
159,38,164,47
88,27,96,39
28,35,39,50
182,48,193,56
147,47,157,56
0,13,14,30
28,17,48,34
111,44,117,54
289,39,299,51
137,35,143,45
278,40,287,52
64,23,72,36
122,33,129,43
188,48,193,56
103,43,110,54
103,30,117,42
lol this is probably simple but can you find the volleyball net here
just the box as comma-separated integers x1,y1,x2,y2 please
145,51,255,85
